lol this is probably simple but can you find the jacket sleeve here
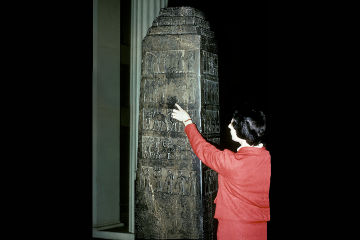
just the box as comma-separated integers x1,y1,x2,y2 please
184,123,231,174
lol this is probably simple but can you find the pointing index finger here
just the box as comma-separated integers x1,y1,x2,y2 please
175,103,183,111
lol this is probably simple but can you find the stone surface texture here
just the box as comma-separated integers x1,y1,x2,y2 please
135,7,219,239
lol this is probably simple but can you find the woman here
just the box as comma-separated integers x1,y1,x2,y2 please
171,103,271,240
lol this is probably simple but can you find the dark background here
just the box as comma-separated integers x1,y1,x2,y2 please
4,0,350,239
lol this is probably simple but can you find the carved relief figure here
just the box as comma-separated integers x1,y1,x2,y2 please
188,171,197,196
143,167,151,192
185,51,195,73
164,169,175,194
154,167,162,192
174,171,187,195
140,166,152,192
205,170,214,195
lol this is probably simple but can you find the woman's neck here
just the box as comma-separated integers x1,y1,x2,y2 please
237,143,263,151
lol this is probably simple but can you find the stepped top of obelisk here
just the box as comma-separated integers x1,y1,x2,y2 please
147,7,213,37
159,6,206,19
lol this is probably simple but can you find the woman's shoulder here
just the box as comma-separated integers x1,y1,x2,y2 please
233,147,270,159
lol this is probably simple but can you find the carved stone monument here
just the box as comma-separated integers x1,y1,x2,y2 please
136,7,219,239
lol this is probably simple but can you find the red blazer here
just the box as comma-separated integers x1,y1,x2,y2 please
185,123,271,223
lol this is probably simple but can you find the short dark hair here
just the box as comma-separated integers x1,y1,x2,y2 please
231,107,266,146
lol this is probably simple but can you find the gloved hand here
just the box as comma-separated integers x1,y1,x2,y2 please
171,103,193,126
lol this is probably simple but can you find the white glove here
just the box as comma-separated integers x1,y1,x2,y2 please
171,103,192,126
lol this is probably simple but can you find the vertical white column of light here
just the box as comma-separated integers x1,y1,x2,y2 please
93,0,121,228
92,0,98,227
129,0,168,233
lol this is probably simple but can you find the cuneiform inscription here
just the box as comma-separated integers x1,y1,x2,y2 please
141,136,192,160
143,78,197,105
142,108,197,133
201,51,218,76
143,50,197,75
142,108,182,133
139,166,198,196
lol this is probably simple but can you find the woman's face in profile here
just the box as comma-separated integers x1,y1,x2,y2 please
228,119,240,142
